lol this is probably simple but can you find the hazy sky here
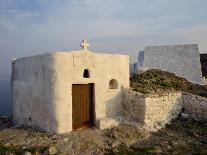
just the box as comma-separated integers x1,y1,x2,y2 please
1,0,207,74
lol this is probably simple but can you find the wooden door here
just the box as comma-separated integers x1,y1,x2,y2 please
72,84,94,130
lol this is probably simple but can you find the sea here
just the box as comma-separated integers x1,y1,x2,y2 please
0,74,11,116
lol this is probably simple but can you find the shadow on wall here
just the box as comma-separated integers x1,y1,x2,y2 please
105,91,123,118
121,90,146,125
164,95,183,124
0,75,11,116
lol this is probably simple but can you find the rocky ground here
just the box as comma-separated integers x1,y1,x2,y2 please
0,116,206,155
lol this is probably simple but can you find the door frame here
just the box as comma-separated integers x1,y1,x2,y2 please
72,83,95,130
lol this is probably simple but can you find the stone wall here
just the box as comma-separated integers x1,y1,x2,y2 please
182,92,207,121
122,90,183,131
144,92,183,131
122,90,207,131
122,90,146,124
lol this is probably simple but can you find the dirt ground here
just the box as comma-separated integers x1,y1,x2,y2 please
0,116,206,155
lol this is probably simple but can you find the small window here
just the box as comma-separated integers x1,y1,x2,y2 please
83,69,90,78
109,79,118,89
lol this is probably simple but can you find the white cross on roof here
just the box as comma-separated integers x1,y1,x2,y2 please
80,39,90,51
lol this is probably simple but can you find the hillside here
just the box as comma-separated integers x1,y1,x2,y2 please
130,69,207,97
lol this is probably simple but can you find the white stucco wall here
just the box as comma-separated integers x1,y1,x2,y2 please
12,54,57,132
12,50,129,133
142,44,203,84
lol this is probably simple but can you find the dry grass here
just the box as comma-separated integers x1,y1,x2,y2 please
130,69,207,97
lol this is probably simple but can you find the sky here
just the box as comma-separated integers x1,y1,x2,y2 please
0,0,207,74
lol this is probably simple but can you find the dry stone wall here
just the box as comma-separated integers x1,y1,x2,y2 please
144,92,183,131
122,90,183,131
122,90,146,124
122,89,207,132
182,92,207,121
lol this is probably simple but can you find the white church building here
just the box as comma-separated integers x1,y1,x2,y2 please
12,40,129,133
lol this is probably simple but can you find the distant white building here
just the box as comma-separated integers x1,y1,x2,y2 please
133,44,203,84
130,63,137,75
130,51,145,75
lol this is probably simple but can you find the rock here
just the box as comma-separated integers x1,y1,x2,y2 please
181,113,188,119
170,141,179,146
23,151,32,155
104,144,110,150
112,141,121,148
4,143,11,147
51,135,59,140
167,145,172,150
113,148,118,153
48,146,57,155
22,146,27,149
63,138,69,142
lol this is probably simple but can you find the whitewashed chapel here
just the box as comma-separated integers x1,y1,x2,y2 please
12,40,129,133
